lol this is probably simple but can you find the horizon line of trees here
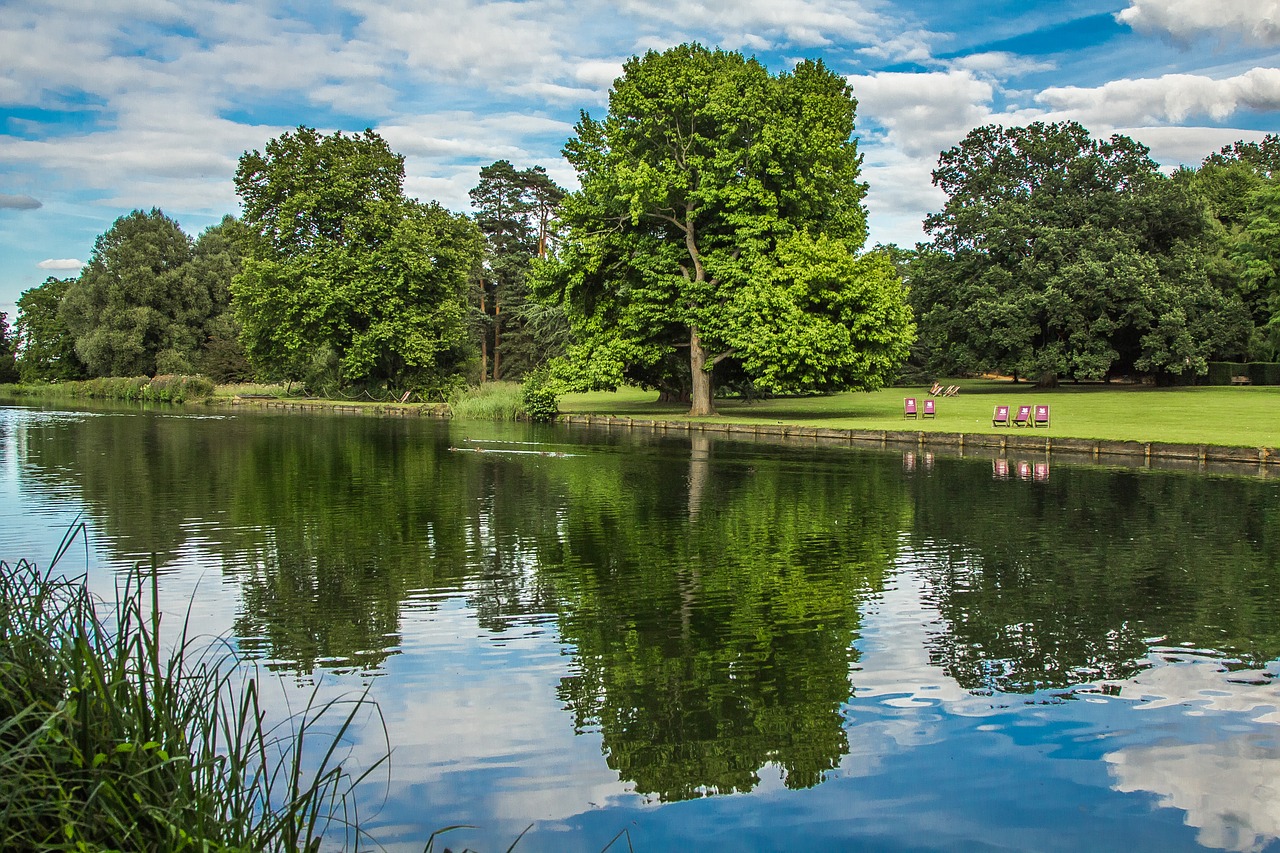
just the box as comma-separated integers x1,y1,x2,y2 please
2,46,1277,399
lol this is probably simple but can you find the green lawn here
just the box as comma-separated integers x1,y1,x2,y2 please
560,379,1280,449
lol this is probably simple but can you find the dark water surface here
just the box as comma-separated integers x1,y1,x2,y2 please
1,402,1278,852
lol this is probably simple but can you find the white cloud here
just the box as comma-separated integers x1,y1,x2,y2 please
1117,125,1274,168
37,258,84,270
947,51,1055,78
621,0,891,49
1037,67,1280,126
0,194,42,210
851,70,998,158
1118,0,1280,46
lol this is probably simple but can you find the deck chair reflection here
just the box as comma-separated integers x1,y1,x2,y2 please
1013,404,1032,427
993,458,1010,479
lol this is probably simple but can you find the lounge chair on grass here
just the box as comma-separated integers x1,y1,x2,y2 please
922,399,935,418
929,382,943,395
993,405,1009,427
943,385,959,396
904,397,917,419
1013,405,1032,427
1033,404,1050,428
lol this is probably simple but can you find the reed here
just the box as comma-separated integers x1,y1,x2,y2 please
448,381,526,421
0,527,386,852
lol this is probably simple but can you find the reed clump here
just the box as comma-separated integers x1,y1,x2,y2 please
0,375,216,403
0,533,384,852
448,381,526,421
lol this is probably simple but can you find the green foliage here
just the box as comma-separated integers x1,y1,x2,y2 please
538,43,913,416
448,381,525,421
233,126,482,394
469,160,568,381
519,368,560,422
1206,361,1280,385
0,543,384,851
15,277,87,383
5,374,215,403
0,312,19,384
913,122,1251,382
1183,137,1280,361
58,209,236,378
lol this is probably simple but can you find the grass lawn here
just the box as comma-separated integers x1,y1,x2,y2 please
560,379,1280,449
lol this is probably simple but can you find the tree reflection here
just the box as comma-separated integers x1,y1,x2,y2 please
527,438,907,800
907,461,1280,693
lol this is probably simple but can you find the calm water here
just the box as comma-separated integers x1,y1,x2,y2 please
1,402,1278,852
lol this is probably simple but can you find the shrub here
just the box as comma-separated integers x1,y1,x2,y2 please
520,370,560,423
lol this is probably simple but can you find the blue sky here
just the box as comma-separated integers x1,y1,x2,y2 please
1,0,1278,319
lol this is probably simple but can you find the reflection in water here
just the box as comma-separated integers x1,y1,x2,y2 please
3,403,1280,850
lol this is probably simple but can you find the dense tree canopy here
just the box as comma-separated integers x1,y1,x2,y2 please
233,127,482,393
535,43,914,415
469,160,566,381
15,277,86,382
58,209,225,377
1189,134,1280,360
911,122,1250,382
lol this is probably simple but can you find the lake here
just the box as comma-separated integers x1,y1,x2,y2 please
1,402,1277,852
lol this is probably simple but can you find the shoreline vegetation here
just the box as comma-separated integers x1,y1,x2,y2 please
2,376,1277,468
0,526,385,851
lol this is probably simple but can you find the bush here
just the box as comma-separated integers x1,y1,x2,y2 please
520,370,560,423
1206,362,1280,385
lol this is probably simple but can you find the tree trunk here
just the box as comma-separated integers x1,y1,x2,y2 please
492,298,502,382
479,291,488,382
689,325,715,416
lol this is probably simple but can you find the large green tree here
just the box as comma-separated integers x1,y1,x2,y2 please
468,160,566,381
15,277,86,382
0,313,18,383
535,44,914,415
232,126,482,394
59,209,224,377
911,122,1249,382
1191,134,1280,360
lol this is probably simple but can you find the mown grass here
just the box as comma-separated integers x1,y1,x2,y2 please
560,379,1280,448
0,527,385,852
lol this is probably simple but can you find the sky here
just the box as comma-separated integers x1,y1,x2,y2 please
1,0,1278,319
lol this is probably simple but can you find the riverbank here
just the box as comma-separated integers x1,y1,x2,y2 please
202,380,1280,474
556,381,1280,474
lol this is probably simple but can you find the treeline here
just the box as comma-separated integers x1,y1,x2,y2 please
4,127,567,399
3,53,1278,398
904,123,1280,384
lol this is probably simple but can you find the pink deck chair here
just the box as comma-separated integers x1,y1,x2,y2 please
992,405,1009,427
1033,404,1050,428
922,399,936,418
904,397,917,419
1013,405,1032,427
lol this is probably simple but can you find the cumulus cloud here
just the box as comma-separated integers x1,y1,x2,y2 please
947,52,1055,78
851,70,998,158
1117,0,1280,45
0,194,42,210
1117,125,1274,167
621,0,890,49
37,258,84,270
1037,67,1280,126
